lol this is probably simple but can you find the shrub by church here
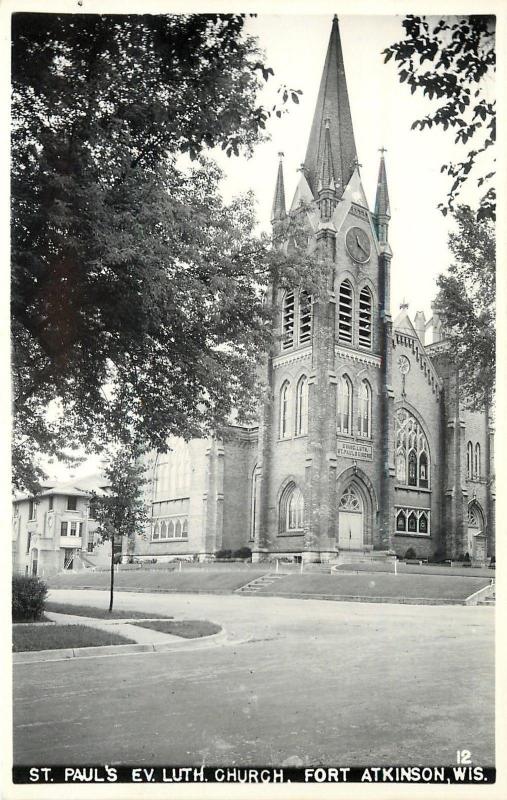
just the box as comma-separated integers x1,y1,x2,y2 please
134,17,495,565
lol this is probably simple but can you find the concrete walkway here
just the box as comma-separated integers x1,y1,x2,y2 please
45,611,183,644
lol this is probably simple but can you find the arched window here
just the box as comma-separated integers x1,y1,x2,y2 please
337,375,352,434
408,511,417,532
153,441,191,502
182,519,188,537
358,380,371,438
161,520,167,539
419,452,428,488
175,520,182,538
419,512,428,534
298,290,312,345
153,522,160,540
168,520,175,538
467,441,473,479
474,443,481,478
338,485,362,512
358,287,372,349
396,510,406,531
280,381,291,439
395,409,430,489
282,291,295,350
338,280,353,344
295,375,309,436
279,483,304,533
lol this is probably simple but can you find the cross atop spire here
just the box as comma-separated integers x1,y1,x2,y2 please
271,152,286,223
303,15,357,199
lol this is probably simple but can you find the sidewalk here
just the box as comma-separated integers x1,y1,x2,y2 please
45,611,184,645
13,611,226,665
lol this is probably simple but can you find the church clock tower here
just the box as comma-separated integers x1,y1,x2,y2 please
253,16,394,562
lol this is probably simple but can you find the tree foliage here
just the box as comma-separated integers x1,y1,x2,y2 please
383,15,495,220
436,206,495,409
90,440,149,611
11,13,322,492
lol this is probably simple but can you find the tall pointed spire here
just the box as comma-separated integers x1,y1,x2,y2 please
374,149,390,217
303,15,357,198
271,152,286,223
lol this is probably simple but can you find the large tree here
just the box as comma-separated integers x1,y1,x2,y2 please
436,205,495,409
11,13,320,492
383,15,495,221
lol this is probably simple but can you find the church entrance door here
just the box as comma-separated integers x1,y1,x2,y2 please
338,486,364,550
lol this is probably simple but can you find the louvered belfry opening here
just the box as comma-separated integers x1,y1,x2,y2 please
282,291,295,350
358,287,372,348
338,280,353,344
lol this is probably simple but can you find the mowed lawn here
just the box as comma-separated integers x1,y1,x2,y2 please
13,624,135,652
258,572,490,601
48,569,267,593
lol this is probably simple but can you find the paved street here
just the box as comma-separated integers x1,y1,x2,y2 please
14,589,494,766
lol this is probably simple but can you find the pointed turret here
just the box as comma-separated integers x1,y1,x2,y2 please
303,15,357,198
374,149,391,241
271,152,287,223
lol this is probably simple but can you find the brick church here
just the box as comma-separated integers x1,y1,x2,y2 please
134,16,495,565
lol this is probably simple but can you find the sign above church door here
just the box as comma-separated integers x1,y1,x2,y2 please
336,438,373,461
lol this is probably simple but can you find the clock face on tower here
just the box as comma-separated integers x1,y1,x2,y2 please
345,226,371,263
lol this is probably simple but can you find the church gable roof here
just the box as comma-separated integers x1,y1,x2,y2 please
303,16,357,199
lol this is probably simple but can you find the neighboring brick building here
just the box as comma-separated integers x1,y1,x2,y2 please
12,475,106,577
134,16,495,566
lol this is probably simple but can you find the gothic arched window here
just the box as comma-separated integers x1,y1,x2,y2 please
298,290,312,345
337,375,353,434
358,287,373,349
474,443,481,478
279,483,304,533
250,465,260,541
395,409,431,489
396,510,406,531
338,280,353,344
419,512,428,534
358,380,371,438
467,441,473,479
408,450,417,486
282,291,295,351
280,381,291,439
408,511,417,532
153,441,191,502
295,375,309,436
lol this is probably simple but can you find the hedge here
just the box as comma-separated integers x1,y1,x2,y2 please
12,575,48,622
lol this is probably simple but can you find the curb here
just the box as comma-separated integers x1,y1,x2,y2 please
13,628,227,665
237,591,476,606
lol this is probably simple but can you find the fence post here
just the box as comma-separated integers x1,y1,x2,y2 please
275,559,279,574
300,559,303,575
179,561,182,572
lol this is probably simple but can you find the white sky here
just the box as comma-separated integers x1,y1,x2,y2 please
214,14,494,321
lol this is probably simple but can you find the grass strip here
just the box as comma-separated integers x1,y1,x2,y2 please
131,619,221,638
46,602,173,620
13,624,136,652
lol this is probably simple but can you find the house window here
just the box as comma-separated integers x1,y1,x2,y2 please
279,483,304,533
67,496,77,511
61,521,68,536
395,409,431,489
295,375,309,436
87,533,95,552
298,290,312,345
474,443,481,478
28,499,36,520
70,521,78,536
48,495,54,511
337,375,352,434
358,287,372,349
358,380,371,438
280,381,291,439
26,531,32,554
282,291,295,350
338,280,353,344
467,441,473,479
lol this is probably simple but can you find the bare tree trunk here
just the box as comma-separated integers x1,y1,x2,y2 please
109,534,115,612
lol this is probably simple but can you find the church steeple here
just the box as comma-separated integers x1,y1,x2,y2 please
374,149,390,241
271,152,287,223
303,15,357,198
